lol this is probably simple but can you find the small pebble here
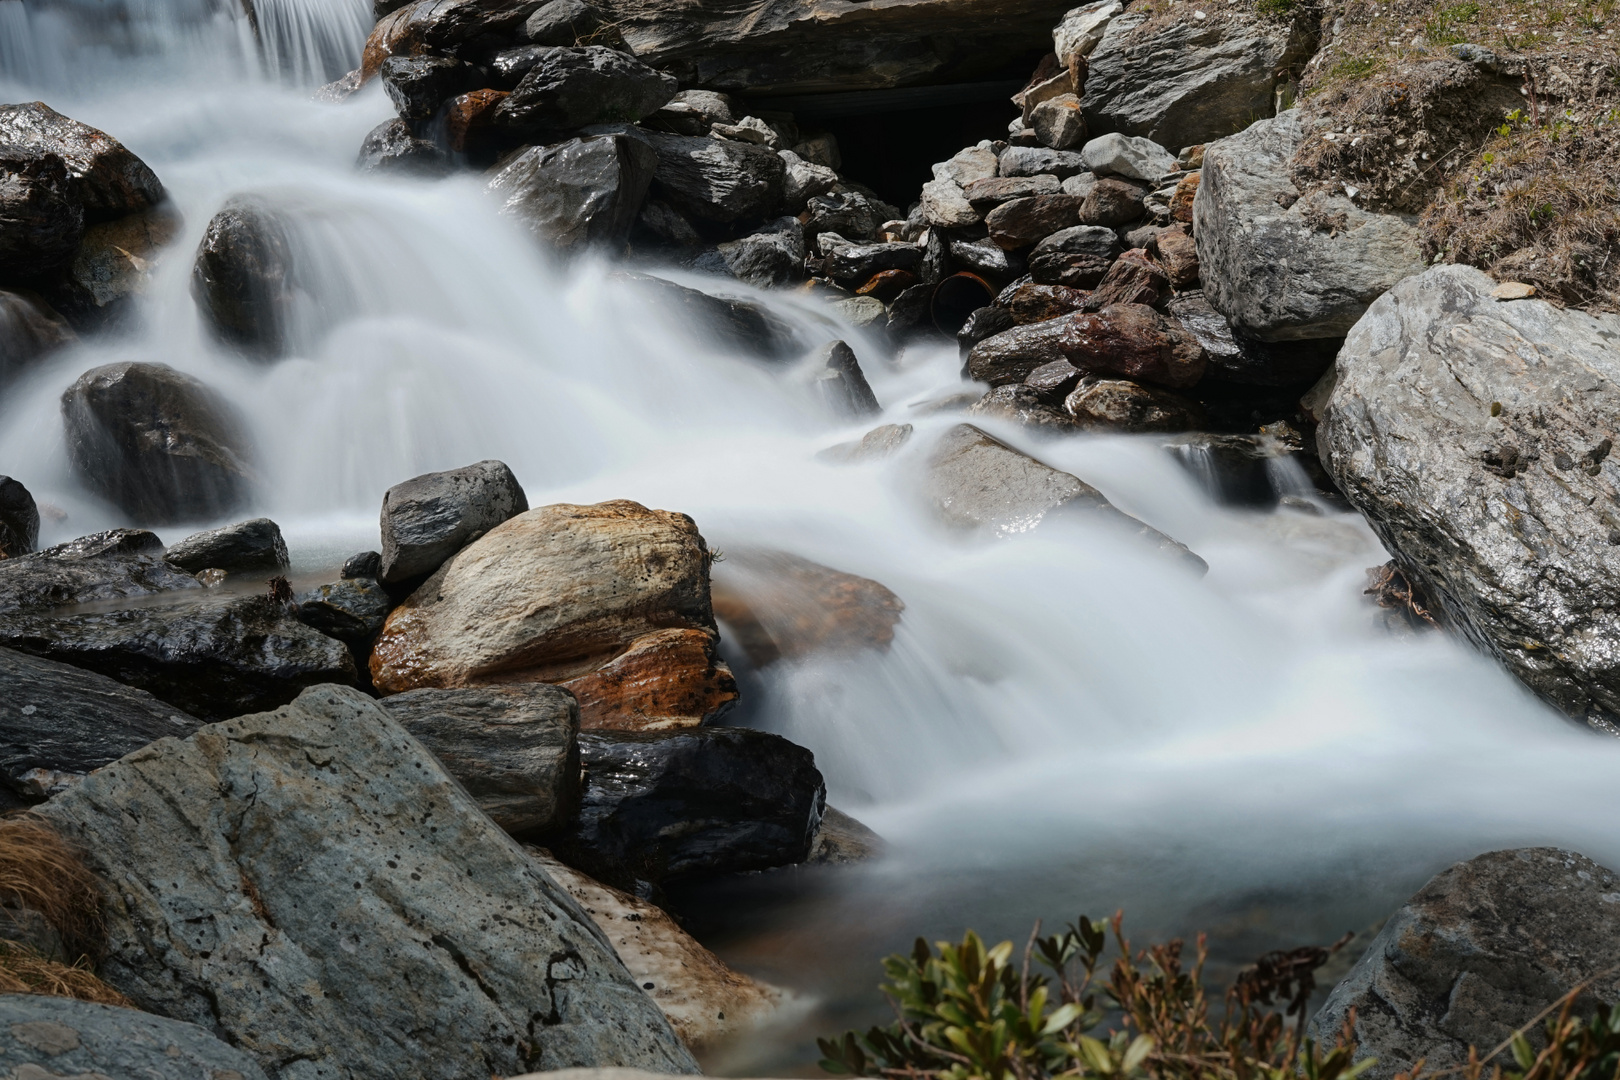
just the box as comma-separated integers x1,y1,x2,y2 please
1492,281,1537,300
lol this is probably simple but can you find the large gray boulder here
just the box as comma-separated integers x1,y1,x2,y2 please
0,995,269,1080
1318,265,1620,723
1194,109,1427,341
36,684,700,1080
1082,10,1313,152
488,135,658,253
0,528,197,615
1310,848,1620,1080
380,458,528,583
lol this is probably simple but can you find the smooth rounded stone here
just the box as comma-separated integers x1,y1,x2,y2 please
0,591,358,720
0,528,198,615
0,288,75,379
969,384,1079,430
1064,376,1205,432
525,0,607,43
1079,131,1176,183
1077,176,1145,227
986,194,1083,250
0,995,270,1080
948,236,1023,281
341,549,381,578
37,684,698,1080
552,726,826,892
0,102,164,221
0,148,84,282
997,145,1088,178
817,422,915,465
379,683,581,837
380,54,477,120
956,303,1015,354
967,304,1204,389
296,576,392,643
0,646,198,808
0,475,39,558
1195,109,1426,342
710,216,805,287
61,361,253,525
1311,849,1620,1080
357,118,452,176
163,517,289,575
809,338,879,417
965,317,1074,385
1082,9,1314,153
558,626,737,731
1005,282,1089,324
488,135,658,253
190,196,295,358
963,174,1060,210
803,190,879,241
633,129,785,224
710,549,903,666
1086,247,1167,309
64,203,183,318
1031,93,1086,150
824,241,922,287
527,848,784,1050
611,271,797,359
1319,266,1620,720
1150,222,1199,289
778,149,838,209
379,458,527,584
1053,0,1122,61
496,47,676,137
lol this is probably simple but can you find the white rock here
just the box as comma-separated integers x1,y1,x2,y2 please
1030,93,1086,150
920,177,981,228
931,145,998,185
1053,0,1123,60
1079,131,1177,181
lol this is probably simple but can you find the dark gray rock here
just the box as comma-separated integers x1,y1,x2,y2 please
997,145,1088,178
780,149,839,209
969,384,1078,430
525,0,608,43
61,361,254,525
825,241,922,287
1165,290,1337,386
635,128,785,224
163,517,290,575
0,102,164,221
0,528,197,615
1318,265,1620,722
803,190,879,241
380,458,528,584
1310,848,1620,1080
298,577,392,643
0,995,269,1080
611,270,797,360
957,304,1015,354
342,550,382,578
553,726,826,893
1066,377,1205,433
488,135,658,253
0,475,39,558
1029,223,1121,287
379,682,581,837
381,54,478,120
0,288,75,380
645,89,739,135
369,0,550,64
190,196,296,358
0,646,199,807
0,148,84,282
711,216,805,287
489,44,554,86
357,119,452,176
949,236,1024,281
495,47,677,137
811,339,879,417
36,684,699,1080
964,174,1062,211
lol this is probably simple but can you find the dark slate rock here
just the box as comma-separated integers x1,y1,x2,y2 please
487,134,658,253
341,550,382,578
61,361,253,525
0,646,199,807
802,190,878,241
811,339,879,418
495,47,676,137
163,517,289,575
0,475,39,557
948,236,1023,281
0,102,164,221
379,682,581,837
357,119,452,177
997,145,1088,178
0,147,84,283
0,995,269,1080
1028,223,1122,288
190,196,295,359
612,270,797,360
380,54,478,120
824,241,922,287
379,459,527,584
635,128,785,224
296,576,392,643
1164,290,1337,386
957,304,1016,357
710,216,805,288
0,528,197,615
524,0,607,44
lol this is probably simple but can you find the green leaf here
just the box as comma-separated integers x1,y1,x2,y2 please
1511,1033,1536,1072
1041,1002,1085,1036
1122,1034,1154,1073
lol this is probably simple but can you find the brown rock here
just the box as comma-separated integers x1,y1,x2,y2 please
709,549,904,667
968,384,1078,430
964,316,1074,385
985,194,1083,250
360,0,545,80
1067,303,1205,389
1064,376,1205,432
1084,248,1167,309
1004,282,1089,324
445,89,510,154
1151,224,1199,290
1168,170,1200,223
1078,176,1145,227
962,174,1060,211
1024,357,1081,399
558,627,737,730
855,268,916,301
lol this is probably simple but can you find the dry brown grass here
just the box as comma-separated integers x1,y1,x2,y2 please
0,940,131,1006
0,817,108,962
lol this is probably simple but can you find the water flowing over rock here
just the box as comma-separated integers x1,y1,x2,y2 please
36,684,699,1080
0,996,270,1080
60,362,254,525
1310,848,1620,1080
1194,109,1426,341
611,271,796,360
495,47,677,137
0,476,39,558
0,646,199,807
1318,265,1620,722
489,135,657,253
190,196,297,358
809,339,880,417
357,118,452,175
163,517,290,575
0,288,75,379
711,549,904,666
0,529,197,614
0,102,164,220
379,458,529,584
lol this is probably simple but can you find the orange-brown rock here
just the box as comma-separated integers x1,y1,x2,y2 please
966,303,1205,389
985,194,1083,250
1083,248,1167,309
559,627,736,730
855,268,916,301
710,549,903,667
1169,171,1200,224
444,89,510,154
1151,224,1199,291
1004,282,1089,324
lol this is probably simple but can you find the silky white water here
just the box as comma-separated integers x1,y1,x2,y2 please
4,16,1619,1071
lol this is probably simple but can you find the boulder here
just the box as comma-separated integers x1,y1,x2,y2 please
948,237,1023,281
1029,223,1120,287
1076,176,1145,227
634,129,785,224
296,576,392,643
710,216,805,287
810,338,879,418
986,194,1083,250
1005,282,1089,324
163,517,290,576
379,682,581,837
644,89,738,134
1079,131,1176,182
357,118,453,176
190,196,296,358
0,995,269,1080
1311,849,1620,1080
64,204,183,319
1065,376,1205,432
919,178,980,229
1085,247,1167,308
551,726,825,892
832,295,887,328
1053,0,1122,61
1025,357,1081,399
0,288,75,379
611,271,796,359
490,44,558,86
1150,223,1199,289
998,145,1087,178
36,684,698,1080
60,362,254,525
1318,265,1620,721
380,54,478,119
1031,93,1086,150
1162,289,1335,385
803,190,879,241
0,646,199,807
342,550,382,578
1194,109,1427,341
0,102,164,220
710,549,903,666
0,529,197,615
361,0,550,77
964,175,1061,211
825,241,922,287
1061,170,1098,198
1081,10,1313,152
495,47,677,137
488,135,658,253
556,626,737,731
779,150,838,209
0,592,358,720
969,384,1078,430
379,458,528,584
0,475,39,558
525,0,609,43
965,316,1073,385
1168,170,1199,222
967,304,1203,389
0,148,84,281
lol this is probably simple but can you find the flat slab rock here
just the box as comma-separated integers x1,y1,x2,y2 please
0,528,197,615
1310,848,1620,1079
0,994,270,1080
36,684,697,1080
1319,266,1620,722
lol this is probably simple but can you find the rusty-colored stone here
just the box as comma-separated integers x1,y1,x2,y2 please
444,88,509,154
985,194,1083,250
855,268,917,301
1169,170,1200,224
1077,177,1145,227
1151,224,1199,291
1064,376,1205,432
1005,282,1090,324
710,549,904,667
1084,248,1167,309
559,627,737,730
1067,303,1205,389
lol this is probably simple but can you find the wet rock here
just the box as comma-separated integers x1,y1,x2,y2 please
1028,223,1121,287
634,129,785,225
1079,131,1176,183
380,54,478,120
1031,93,1086,150
0,592,358,720
969,384,1078,430
362,0,550,77
986,194,1084,250
552,726,825,892
342,550,382,578
1077,176,1145,227
0,476,39,558
61,361,253,525
965,317,1073,385
817,422,915,464
967,304,1203,389
1165,431,1292,506
37,684,698,1079
613,271,795,359
712,216,805,287
488,134,658,253
1005,282,1089,324
444,89,510,154
964,175,1060,211
1085,247,1167,308
0,529,196,615
1025,357,1082,399
779,149,838,209
1195,109,1426,341
710,549,903,666
525,0,608,44
296,576,392,643
380,458,528,584
636,198,703,246
955,303,1015,356
1318,265,1620,720
1065,376,1205,432
1150,223,1199,290
190,196,295,358
558,627,737,731
163,517,289,576
0,148,84,281
527,848,784,1050
0,647,198,807
489,44,555,86
357,118,452,176
825,241,922,287
1082,10,1313,152
997,145,1088,178
1311,848,1620,1080
63,204,182,320
496,47,677,137
810,338,879,417
0,996,269,1080
379,682,581,837
803,190,879,242
949,237,1023,281
1163,289,1332,386
808,806,883,864
0,102,164,220
0,288,74,379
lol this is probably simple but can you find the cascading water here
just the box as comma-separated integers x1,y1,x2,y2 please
6,10,1620,1074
